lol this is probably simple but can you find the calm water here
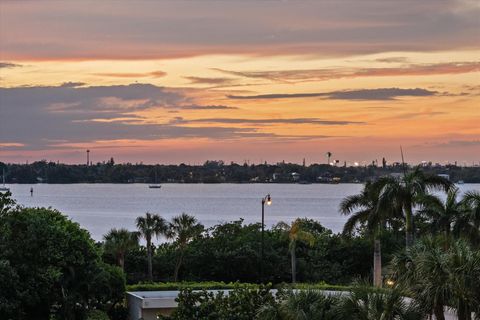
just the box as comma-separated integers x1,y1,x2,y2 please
6,183,480,241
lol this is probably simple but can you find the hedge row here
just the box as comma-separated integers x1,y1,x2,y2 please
126,281,351,292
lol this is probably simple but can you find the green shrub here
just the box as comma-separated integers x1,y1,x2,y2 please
161,284,276,320
280,282,352,292
126,281,351,292
86,310,109,320
108,304,129,320
127,281,259,292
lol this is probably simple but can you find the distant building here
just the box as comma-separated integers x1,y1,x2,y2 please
291,172,300,181
127,291,177,319
128,290,231,319
438,174,450,181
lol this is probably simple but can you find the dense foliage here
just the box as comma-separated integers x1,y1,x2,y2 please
2,160,478,183
0,198,126,320
167,284,426,320
113,218,389,285
161,285,277,320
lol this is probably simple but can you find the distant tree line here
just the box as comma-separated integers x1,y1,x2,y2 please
1,160,479,184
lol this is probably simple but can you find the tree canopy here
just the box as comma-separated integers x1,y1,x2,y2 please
0,204,125,320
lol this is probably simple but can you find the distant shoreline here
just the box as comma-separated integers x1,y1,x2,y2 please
2,161,480,184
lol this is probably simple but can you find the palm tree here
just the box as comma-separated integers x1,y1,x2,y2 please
136,212,167,281
417,187,467,248
275,219,315,284
340,181,396,287
166,213,204,282
336,283,424,320
326,152,332,165
376,167,451,247
446,239,480,319
257,290,339,320
391,237,480,320
461,190,480,245
103,228,139,271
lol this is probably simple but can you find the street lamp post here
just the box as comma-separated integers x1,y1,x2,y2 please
261,194,272,282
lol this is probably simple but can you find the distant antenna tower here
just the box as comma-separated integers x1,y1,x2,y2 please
86,149,90,166
400,146,407,177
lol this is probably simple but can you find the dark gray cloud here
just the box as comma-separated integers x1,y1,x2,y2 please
328,88,436,100
229,92,328,100
184,76,236,85
1,1,479,59
228,88,437,101
59,82,86,88
214,62,480,83
0,83,333,150
375,57,410,63
179,105,238,110
0,83,253,150
0,62,22,68
172,117,363,126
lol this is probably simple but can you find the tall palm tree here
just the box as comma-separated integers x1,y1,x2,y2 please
326,152,332,165
103,228,139,271
376,167,451,247
461,190,480,245
340,181,396,287
136,212,167,281
446,239,480,319
275,219,315,284
417,187,467,248
166,213,203,282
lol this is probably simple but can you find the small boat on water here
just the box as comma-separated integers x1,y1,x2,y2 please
148,168,162,189
0,168,9,192
298,180,312,185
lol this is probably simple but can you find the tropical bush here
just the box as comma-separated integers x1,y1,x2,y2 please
257,290,340,320
161,284,276,320
127,281,258,291
86,310,109,320
165,284,426,320
0,204,125,320
335,284,424,320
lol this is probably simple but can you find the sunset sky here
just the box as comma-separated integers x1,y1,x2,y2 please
0,0,479,165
